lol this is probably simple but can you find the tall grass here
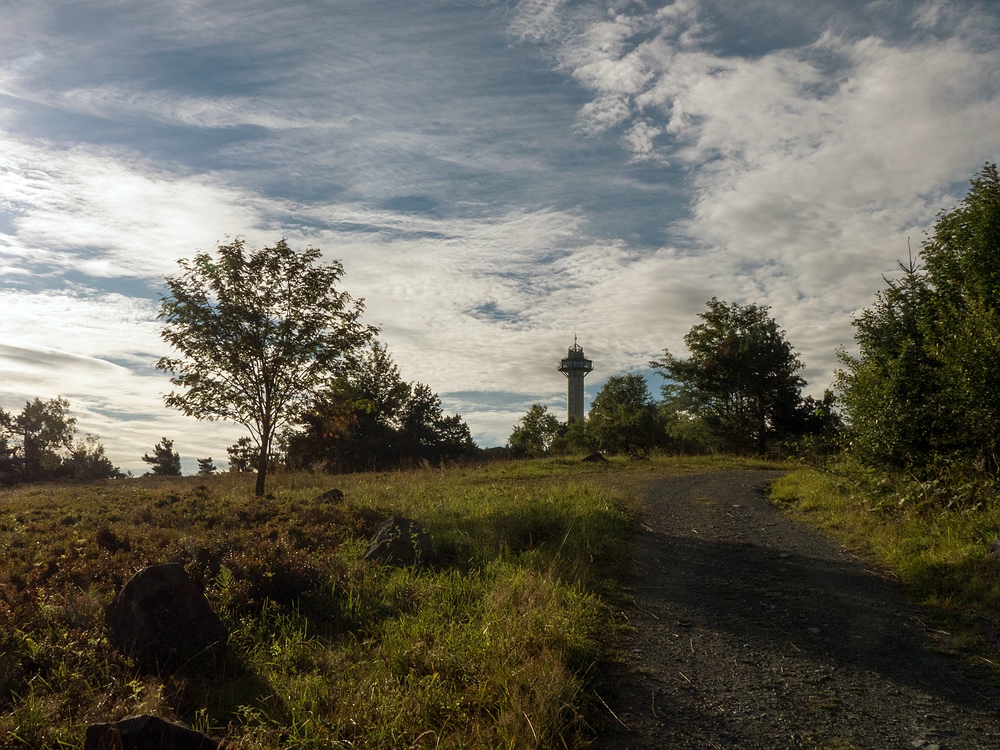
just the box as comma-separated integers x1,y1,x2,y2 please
0,458,643,749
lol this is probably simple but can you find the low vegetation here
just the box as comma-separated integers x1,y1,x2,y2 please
772,462,1000,661
0,456,658,749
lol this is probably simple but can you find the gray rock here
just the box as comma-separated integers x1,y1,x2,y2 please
106,563,227,672
84,714,223,750
365,515,432,565
314,488,345,504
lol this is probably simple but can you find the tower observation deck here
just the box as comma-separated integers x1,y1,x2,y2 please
558,338,593,423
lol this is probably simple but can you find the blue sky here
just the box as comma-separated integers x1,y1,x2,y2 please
2,0,999,472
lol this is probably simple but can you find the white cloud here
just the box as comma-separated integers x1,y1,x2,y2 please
508,0,1000,393
0,133,267,278
2,0,1000,460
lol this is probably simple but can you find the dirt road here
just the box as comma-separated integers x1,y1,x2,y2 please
593,471,1000,749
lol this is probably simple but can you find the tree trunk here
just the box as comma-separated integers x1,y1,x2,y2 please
254,440,268,496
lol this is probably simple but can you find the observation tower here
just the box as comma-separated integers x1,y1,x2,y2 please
558,337,593,423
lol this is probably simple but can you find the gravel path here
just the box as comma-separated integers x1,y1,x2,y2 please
593,470,1000,749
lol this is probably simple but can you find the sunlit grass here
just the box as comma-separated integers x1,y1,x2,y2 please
0,459,610,748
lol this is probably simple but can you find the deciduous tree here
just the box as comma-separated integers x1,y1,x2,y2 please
653,299,805,455
507,404,562,457
16,397,76,482
64,435,124,481
157,238,375,495
0,398,119,484
587,374,663,457
285,341,476,472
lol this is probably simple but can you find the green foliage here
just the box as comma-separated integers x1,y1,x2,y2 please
549,419,590,456
0,398,119,485
838,164,1000,482
285,341,476,472
156,238,376,495
142,437,182,476
653,298,807,455
197,457,217,476
63,436,124,482
507,404,562,457
659,402,716,455
586,374,663,457
17,398,76,482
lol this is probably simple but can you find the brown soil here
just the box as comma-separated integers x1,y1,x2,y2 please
592,470,1000,749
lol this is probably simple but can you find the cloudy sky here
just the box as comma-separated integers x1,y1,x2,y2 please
1,0,999,473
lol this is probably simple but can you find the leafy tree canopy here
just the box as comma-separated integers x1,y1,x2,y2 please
157,238,375,495
507,404,562,458
0,398,120,484
653,298,805,455
587,373,663,457
285,340,476,472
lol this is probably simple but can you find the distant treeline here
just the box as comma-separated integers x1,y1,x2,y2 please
0,348,477,489
0,397,122,484
508,299,839,460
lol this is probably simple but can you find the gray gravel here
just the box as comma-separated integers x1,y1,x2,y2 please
591,470,1000,749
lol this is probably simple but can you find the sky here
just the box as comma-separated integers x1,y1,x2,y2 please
1,0,999,473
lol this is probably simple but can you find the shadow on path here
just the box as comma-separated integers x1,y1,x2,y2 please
592,470,1000,750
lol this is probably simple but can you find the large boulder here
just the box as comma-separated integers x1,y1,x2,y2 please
84,715,223,750
364,515,432,565
106,563,227,672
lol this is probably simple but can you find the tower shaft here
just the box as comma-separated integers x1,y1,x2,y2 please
565,371,587,423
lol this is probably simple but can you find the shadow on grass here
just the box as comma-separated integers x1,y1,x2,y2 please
148,646,281,733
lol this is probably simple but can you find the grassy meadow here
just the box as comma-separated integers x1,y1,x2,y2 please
0,455,713,749
11,453,994,748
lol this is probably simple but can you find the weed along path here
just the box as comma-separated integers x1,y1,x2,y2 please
593,470,1000,750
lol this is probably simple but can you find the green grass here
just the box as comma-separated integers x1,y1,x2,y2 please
771,464,1000,661
0,459,594,748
